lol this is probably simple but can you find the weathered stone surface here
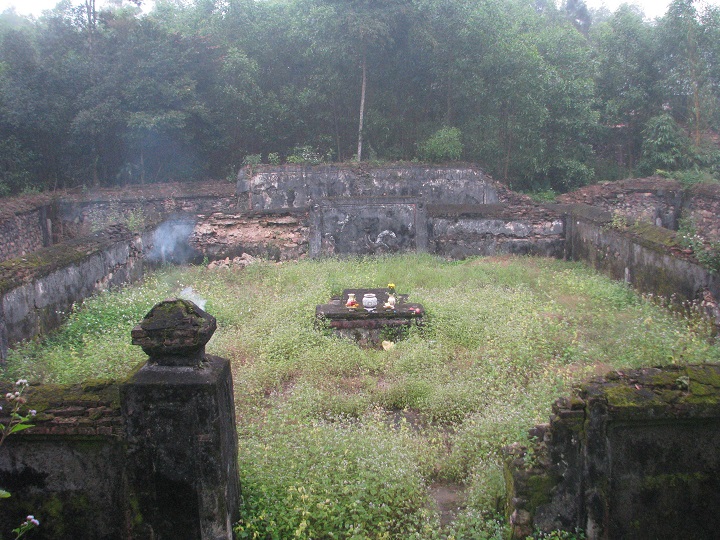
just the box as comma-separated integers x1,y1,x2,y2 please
131,298,216,366
246,164,499,211
316,288,424,347
563,203,720,302
0,381,125,539
122,355,240,540
310,197,424,256
504,364,720,540
0,226,148,362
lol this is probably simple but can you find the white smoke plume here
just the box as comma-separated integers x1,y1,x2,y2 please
147,218,197,264
179,286,207,311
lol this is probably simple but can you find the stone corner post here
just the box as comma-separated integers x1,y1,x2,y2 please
122,299,240,540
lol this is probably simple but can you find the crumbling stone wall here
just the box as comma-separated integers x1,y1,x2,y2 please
563,203,720,302
55,181,237,240
429,204,565,259
0,203,53,263
243,164,499,212
2,170,720,356
685,183,720,243
504,364,720,539
0,381,127,539
557,178,683,230
557,178,720,245
192,210,310,261
0,225,149,361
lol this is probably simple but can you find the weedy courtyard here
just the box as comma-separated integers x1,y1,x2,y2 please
4,254,720,539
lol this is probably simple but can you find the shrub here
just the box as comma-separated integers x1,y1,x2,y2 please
286,145,325,165
418,127,463,163
242,154,262,167
638,114,692,174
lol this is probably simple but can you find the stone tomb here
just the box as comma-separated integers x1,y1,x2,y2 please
316,288,424,347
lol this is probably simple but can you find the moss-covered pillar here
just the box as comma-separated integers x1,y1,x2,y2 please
122,299,240,540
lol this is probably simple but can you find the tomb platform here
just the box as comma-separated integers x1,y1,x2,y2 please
315,288,424,347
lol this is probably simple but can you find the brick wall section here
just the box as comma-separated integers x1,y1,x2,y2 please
191,210,310,261
0,380,123,438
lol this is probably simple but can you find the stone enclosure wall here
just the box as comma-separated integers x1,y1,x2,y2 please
505,364,720,540
3,167,720,357
2,167,720,538
0,226,149,361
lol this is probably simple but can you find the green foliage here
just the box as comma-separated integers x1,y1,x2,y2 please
669,167,718,187
124,208,146,233
242,154,262,167
524,189,557,203
3,255,720,537
528,529,586,540
638,113,692,174
1,0,720,191
678,218,720,274
235,410,437,539
418,127,463,163
604,210,628,231
286,145,326,165
444,512,508,540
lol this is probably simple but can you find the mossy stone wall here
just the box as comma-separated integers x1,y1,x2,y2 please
504,364,720,539
0,381,126,539
0,226,149,362
564,204,720,301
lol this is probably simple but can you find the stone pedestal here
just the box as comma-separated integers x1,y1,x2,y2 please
122,299,240,540
316,288,424,347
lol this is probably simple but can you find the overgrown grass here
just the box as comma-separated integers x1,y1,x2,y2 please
3,254,719,538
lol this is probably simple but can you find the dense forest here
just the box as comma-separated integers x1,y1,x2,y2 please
0,0,719,196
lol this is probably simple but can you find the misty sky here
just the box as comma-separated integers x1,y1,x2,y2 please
1,0,720,23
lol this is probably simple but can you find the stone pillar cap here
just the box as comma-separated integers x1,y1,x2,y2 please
131,299,216,367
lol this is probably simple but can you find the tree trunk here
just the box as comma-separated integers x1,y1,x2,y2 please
445,54,453,125
357,45,367,162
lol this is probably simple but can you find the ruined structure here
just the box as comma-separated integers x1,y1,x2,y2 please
505,364,720,539
1,166,720,538
3,166,719,360
0,299,240,539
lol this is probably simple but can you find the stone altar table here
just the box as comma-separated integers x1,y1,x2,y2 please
315,288,424,347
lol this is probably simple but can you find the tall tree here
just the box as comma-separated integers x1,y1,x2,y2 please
591,5,661,171
659,0,712,145
318,0,411,161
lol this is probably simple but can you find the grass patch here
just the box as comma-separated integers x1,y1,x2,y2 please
3,253,719,537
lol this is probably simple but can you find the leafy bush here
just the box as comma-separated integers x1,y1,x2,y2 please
418,127,463,163
638,114,692,175
267,152,281,165
242,154,262,167
286,145,326,165
235,410,437,539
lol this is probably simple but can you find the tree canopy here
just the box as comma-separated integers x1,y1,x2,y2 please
0,0,719,195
